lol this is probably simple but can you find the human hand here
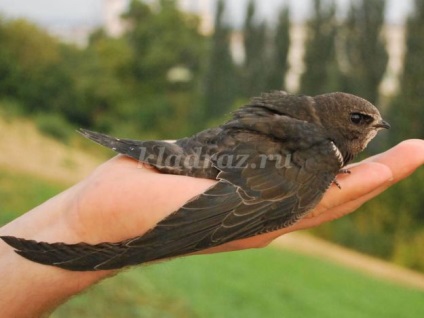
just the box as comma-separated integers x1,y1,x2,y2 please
64,139,424,256
1,140,422,317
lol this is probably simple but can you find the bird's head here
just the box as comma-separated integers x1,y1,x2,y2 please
314,92,390,163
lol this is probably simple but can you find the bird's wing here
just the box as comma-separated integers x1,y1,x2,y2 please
195,139,343,242
113,138,342,269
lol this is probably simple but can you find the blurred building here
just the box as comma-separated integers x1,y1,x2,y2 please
103,0,127,37
45,0,127,45
178,0,214,34
380,24,406,96
46,23,96,47
102,0,213,37
285,23,307,93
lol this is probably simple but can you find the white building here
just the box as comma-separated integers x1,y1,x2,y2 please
103,0,127,37
178,0,214,34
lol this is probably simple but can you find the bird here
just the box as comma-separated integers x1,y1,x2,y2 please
0,91,390,271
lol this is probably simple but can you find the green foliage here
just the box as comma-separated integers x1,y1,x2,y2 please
387,0,424,143
53,248,424,317
0,18,77,116
369,0,424,271
74,34,134,128
124,0,205,92
118,0,207,137
240,2,291,96
300,0,342,95
339,0,388,104
242,0,269,96
35,113,75,142
267,6,291,90
0,2,207,139
0,98,25,120
202,0,239,121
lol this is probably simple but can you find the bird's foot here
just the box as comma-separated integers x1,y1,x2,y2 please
332,169,351,189
332,178,342,189
338,169,351,175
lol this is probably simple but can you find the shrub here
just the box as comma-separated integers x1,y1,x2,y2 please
35,113,74,142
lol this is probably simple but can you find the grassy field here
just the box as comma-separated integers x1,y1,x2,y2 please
0,169,65,224
52,249,424,318
1,169,424,318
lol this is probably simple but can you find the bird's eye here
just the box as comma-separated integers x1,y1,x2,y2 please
350,113,372,125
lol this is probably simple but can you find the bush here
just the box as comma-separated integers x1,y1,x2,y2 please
0,99,25,120
35,113,74,142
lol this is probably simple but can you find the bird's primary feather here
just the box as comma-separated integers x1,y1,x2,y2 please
0,91,389,271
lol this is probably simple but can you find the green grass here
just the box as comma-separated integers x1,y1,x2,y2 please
0,169,66,224
1,169,423,317
52,249,424,318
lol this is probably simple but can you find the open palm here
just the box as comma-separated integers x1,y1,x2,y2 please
64,139,424,258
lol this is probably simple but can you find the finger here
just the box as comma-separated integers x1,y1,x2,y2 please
294,141,424,229
320,139,424,224
268,140,424,234
311,139,424,217
316,162,392,213
198,140,424,254
367,139,424,182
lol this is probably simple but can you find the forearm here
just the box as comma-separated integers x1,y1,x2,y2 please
0,186,113,317
0,160,214,317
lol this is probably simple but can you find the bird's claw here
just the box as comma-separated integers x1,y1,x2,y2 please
332,169,351,189
332,178,342,189
339,169,351,174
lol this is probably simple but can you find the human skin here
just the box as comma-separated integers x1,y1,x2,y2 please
0,139,423,318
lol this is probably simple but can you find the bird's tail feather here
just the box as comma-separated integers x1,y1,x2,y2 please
0,236,132,271
78,128,193,176
77,128,145,162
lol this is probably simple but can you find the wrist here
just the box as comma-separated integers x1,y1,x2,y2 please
0,184,114,317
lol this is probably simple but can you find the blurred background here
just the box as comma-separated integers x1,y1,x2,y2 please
0,0,423,316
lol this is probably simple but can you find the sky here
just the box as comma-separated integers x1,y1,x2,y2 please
0,0,415,28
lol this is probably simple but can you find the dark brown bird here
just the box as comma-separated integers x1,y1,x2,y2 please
1,91,390,271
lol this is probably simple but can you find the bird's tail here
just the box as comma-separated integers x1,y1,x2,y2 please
78,128,147,162
77,128,188,174
0,236,133,271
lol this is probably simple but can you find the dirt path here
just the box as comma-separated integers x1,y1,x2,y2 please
273,233,424,290
2,118,424,290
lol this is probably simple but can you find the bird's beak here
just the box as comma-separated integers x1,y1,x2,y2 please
374,119,390,129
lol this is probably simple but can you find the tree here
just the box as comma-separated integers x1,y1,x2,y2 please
77,30,134,130
341,0,388,104
300,0,341,95
381,0,424,270
123,0,205,92
242,0,269,97
314,0,424,271
120,0,207,137
202,0,238,121
267,6,291,91
0,19,76,116
387,0,424,143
